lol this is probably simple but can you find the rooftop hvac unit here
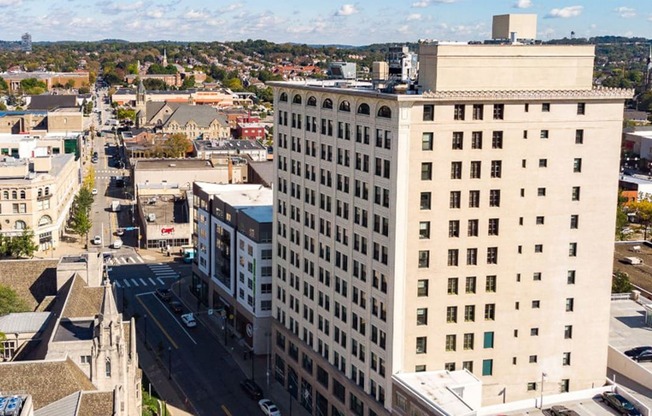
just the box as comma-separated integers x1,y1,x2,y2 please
147,213,156,222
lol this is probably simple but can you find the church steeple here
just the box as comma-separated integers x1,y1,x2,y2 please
163,49,168,67
99,279,119,323
646,44,652,90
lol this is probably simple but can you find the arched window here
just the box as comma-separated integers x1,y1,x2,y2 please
38,189,42,198
2,191,7,199
11,190,17,199
322,99,333,109
20,190,25,199
357,103,370,115
279,92,288,102
307,96,317,107
339,101,351,112
105,357,112,377
292,94,302,104
45,187,50,196
15,220,26,230
377,106,392,118
38,215,52,227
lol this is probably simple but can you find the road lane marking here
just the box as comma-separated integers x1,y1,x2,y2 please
139,278,147,286
149,278,156,285
154,295,198,345
123,279,131,287
114,281,121,288
131,278,139,286
135,296,179,349
221,405,232,416
157,278,165,285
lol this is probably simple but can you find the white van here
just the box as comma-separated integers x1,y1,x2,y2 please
624,257,643,265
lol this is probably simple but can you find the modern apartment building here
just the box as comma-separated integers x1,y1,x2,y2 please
271,17,631,416
0,154,79,251
192,183,273,353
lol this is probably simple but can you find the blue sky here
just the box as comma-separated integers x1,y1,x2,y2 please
2,0,651,45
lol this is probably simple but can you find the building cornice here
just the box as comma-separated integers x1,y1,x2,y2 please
419,87,634,101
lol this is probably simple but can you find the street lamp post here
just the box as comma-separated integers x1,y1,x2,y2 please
168,347,172,380
540,372,547,409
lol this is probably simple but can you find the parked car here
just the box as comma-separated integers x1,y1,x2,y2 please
258,398,281,416
91,188,98,195
180,313,197,328
602,392,641,416
155,288,172,301
112,238,122,249
169,301,183,314
632,349,652,362
624,346,652,358
549,405,580,416
241,379,262,400
92,235,102,245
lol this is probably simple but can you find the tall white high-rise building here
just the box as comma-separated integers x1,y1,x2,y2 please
271,16,631,416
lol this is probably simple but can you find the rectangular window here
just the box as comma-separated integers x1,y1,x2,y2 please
470,161,481,179
418,280,429,296
483,331,494,348
445,334,456,351
448,249,459,266
423,105,434,121
482,359,493,376
532,300,540,308
471,131,482,149
575,129,584,144
465,276,476,293
535,244,543,253
467,219,479,237
566,298,574,312
542,103,550,112
564,325,573,339
539,158,547,168
573,158,582,173
561,379,570,393
469,190,480,208
490,161,502,178
419,222,431,239
531,328,539,336
492,131,503,149
417,308,428,325
485,275,496,292
452,132,463,149
420,192,431,210
493,104,504,120
418,250,430,268
540,130,549,139
484,304,495,320
536,216,544,225
473,104,483,120
466,248,478,265
463,333,474,350
446,306,457,323
421,162,432,180
577,103,585,115
537,188,546,196
454,104,465,120
563,352,571,366
489,190,500,207
529,355,538,363
570,215,579,229
422,132,433,150
447,278,458,295
488,218,499,236
569,242,577,257
449,220,460,237
528,382,537,391
533,272,542,281
450,191,461,208
464,305,475,321
572,186,581,201
567,270,576,284
487,247,498,264
416,337,427,354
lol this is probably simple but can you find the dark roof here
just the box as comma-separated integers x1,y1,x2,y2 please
0,358,96,410
53,319,94,342
29,95,78,110
248,161,274,187
0,259,58,311
164,104,227,128
77,391,114,416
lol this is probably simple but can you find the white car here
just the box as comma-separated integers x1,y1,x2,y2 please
92,235,102,245
91,188,98,195
112,238,122,249
181,313,197,328
258,399,281,416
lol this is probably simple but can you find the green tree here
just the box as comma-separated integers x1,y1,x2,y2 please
0,102,6,111
165,133,191,158
75,187,95,213
78,86,90,94
9,228,38,259
627,198,652,239
0,284,30,315
116,108,136,121
0,77,7,93
612,271,633,293
223,77,243,91
181,75,196,89
20,78,47,95
143,79,168,91
71,207,92,247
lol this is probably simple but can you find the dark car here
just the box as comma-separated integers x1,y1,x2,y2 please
240,379,262,400
624,346,652,358
155,288,172,302
549,405,580,416
602,392,641,416
632,349,652,362
169,301,183,314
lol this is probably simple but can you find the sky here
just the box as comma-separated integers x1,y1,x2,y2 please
1,0,651,45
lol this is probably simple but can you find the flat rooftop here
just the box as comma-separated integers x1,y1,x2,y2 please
240,205,273,224
195,182,272,208
393,370,480,415
194,138,265,151
139,194,189,225
135,159,213,170
53,319,94,342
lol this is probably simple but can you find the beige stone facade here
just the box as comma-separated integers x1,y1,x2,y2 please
0,154,79,251
271,42,631,415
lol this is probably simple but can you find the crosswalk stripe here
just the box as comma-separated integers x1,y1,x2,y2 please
123,279,130,287
130,278,138,286
149,278,156,285
114,281,121,288
157,278,165,285
148,265,172,270
139,278,147,285
154,271,178,276
136,257,144,263
120,258,128,264
128,257,136,263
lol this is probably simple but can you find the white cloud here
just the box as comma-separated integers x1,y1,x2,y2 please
412,0,456,6
184,9,209,20
219,3,243,13
513,0,532,9
615,7,636,18
335,4,358,16
145,9,164,18
0,0,22,6
104,1,143,13
406,13,422,21
546,6,583,19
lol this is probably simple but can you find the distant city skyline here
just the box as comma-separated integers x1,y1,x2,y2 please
1,0,651,45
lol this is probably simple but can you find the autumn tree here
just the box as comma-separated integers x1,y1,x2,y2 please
627,198,652,239
165,133,191,158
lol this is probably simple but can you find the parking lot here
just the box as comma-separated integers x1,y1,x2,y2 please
614,242,652,296
497,395,636,415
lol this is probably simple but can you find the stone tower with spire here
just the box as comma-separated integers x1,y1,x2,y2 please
91,280,141,415
135,78,147,128
646,44,652,91
162,48,168,67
